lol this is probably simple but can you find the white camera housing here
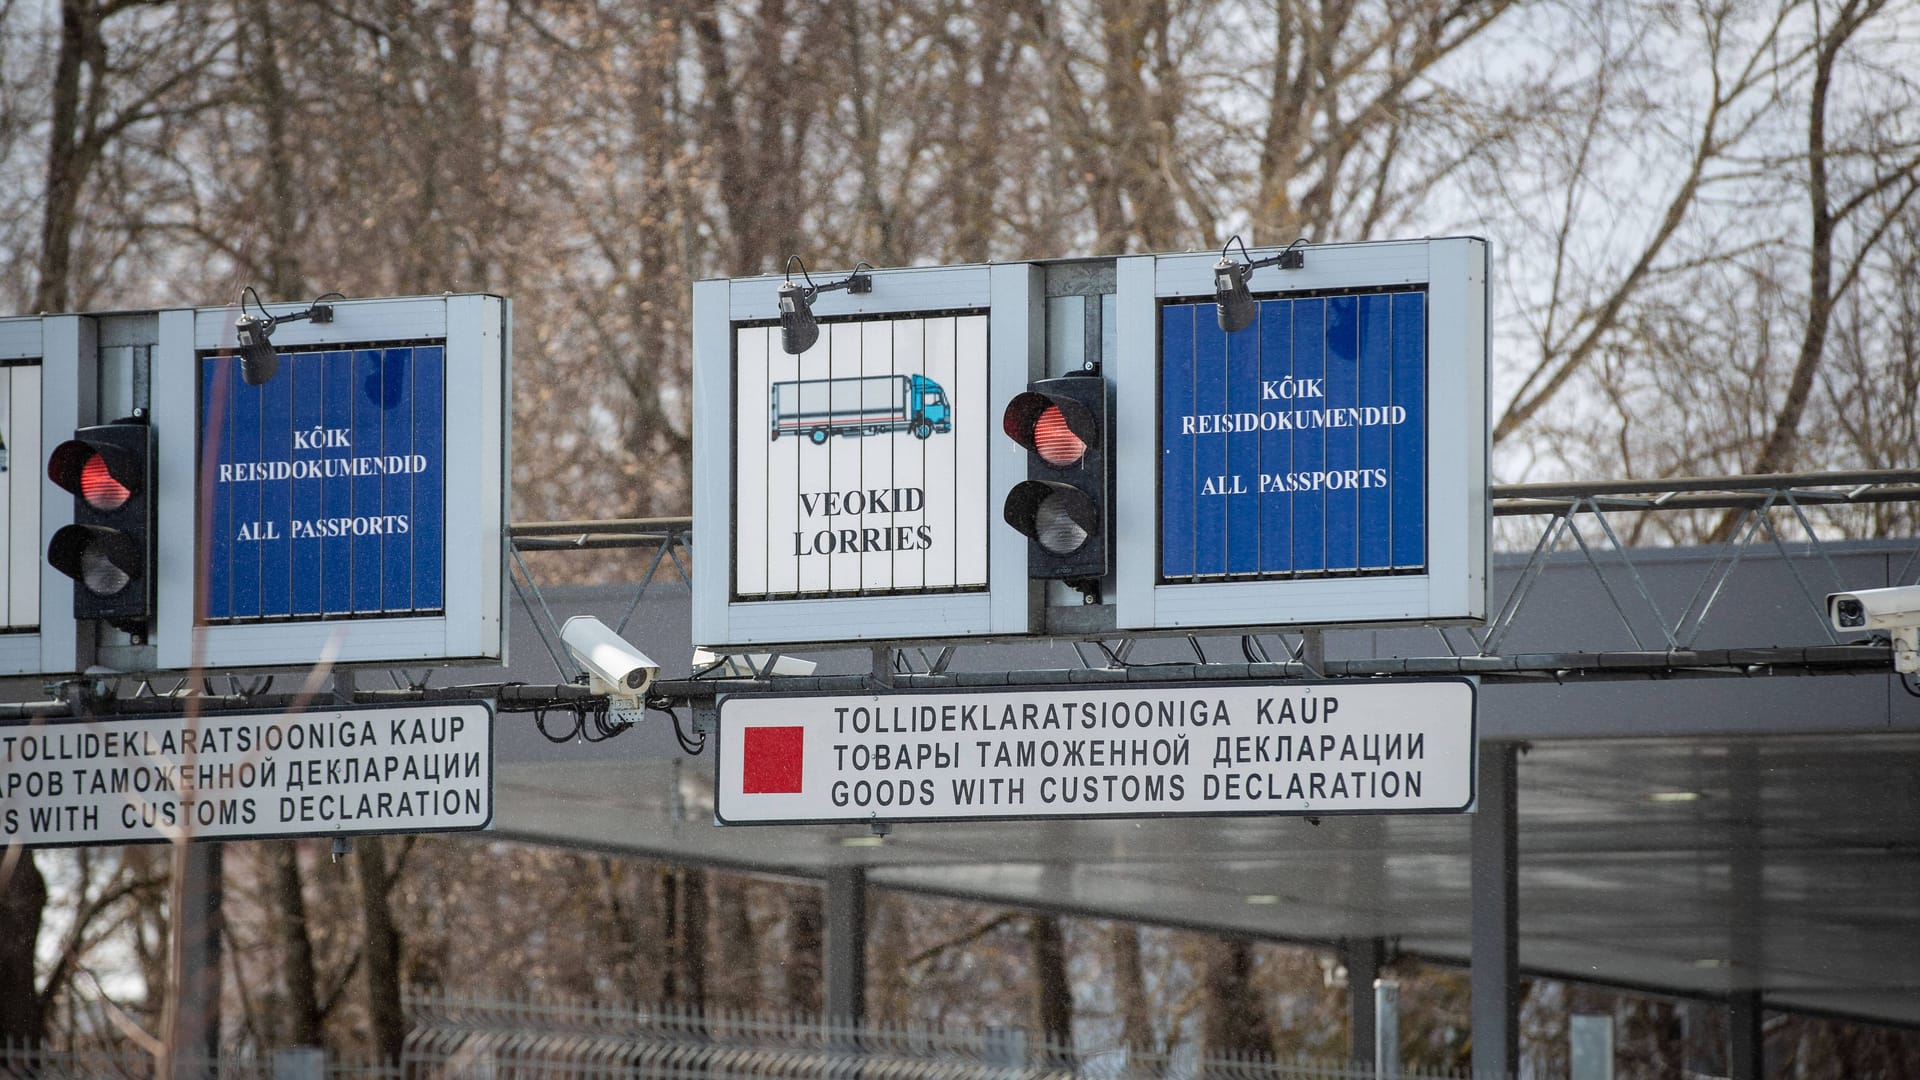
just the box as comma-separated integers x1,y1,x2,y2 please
561,616,661,702
1827,586,1920,673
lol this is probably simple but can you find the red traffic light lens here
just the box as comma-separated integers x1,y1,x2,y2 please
1032,406,1086,467
80,454,131,510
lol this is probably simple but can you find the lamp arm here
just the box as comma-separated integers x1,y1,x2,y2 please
271,302,336,328
808,268,874,297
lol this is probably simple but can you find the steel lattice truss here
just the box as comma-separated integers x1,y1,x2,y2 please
8,470,1913,721
509,470,1920,703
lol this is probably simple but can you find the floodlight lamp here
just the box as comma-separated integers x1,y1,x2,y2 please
1212,236,1307,334
234,287,339,386
777,256,874,355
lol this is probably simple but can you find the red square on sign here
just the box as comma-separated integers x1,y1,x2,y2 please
741,726,805,794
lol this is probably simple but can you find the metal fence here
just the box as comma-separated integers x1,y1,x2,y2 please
0,996,1475,1080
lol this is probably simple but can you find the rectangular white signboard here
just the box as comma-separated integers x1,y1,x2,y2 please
734,316,989,598
716,680,1475,824
1,358,40,631
692,263,1039,647
0,701,492,847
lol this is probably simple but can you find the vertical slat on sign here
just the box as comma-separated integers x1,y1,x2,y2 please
922,318,959,590
859,321,896,593
736,328,775,597
1256,299,1294,575
1356,295,1393,570
793,330,833,594
0,369,9,624
951,315,988,589
1190,307,1228,576
201,357,232,620
380,348,415,611
890,319,927,590
258,351,294,617
1158,305,1195,579
0,367,24,627
1390,292,1426,569
17,366,40,627
288,351,324,615
319,351,354,614
412,346,445,611
1289,299,1327,573
348,348,384,612
824,323,863,594
0,368,9,624
228,357,264,618
1224,309,1261,574
1322,295,1360,572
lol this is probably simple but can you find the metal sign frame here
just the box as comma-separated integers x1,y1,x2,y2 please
152,294,510,670
0,316,88,676
1113,238,1490,631
692,264,1040,648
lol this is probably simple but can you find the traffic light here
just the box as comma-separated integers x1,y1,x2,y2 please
46,418,154,632
1002,373,1112,583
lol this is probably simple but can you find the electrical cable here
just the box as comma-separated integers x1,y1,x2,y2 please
648,693,706,754
785,254,820,302
533,702,582,743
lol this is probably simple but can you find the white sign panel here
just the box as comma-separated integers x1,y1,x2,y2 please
733,316,989,598
1,702,492,847
716,680,1475,824
692,264,1036,647
1,360,41,630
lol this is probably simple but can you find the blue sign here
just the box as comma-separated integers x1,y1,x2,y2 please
1160,290,1425,580
200,345,446,621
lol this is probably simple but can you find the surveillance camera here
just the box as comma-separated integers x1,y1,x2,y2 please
1827,586,1920,674
1827,585,1920,631
561,616,660,701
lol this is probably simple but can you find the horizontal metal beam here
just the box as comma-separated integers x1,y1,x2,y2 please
1491,468,1920,499
11,641,1892,720
503,475,1920,545
656,643,1893,701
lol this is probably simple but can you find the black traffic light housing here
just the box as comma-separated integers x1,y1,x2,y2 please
46,416,154,635
1002,372,1112,588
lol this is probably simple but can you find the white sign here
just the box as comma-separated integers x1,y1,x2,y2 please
0,702,492,847
1,359,40,630
733,316,990,598
716,680,1475,824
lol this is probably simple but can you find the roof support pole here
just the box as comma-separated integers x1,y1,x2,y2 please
1471,740,1519,1079
167,842,223,1079
1344,936,1383,1070
1727,742,1765,1080
825,865,867,1025
1728,991,1764,1080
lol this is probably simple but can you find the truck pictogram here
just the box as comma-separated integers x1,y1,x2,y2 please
771,374,953,445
